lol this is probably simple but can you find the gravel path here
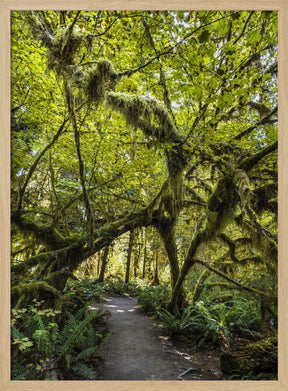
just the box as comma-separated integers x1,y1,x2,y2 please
96,296,222,381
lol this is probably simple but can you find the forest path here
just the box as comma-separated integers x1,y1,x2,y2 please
95,296,222,381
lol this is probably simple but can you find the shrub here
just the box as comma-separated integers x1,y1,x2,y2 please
158,306,195,338
138,285,171,314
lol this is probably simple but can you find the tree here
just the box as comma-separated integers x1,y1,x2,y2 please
11,10,277,313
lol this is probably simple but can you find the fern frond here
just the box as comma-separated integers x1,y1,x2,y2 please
58,311,98,357
75,346,99,361
72,362,95,380
11,325,25,340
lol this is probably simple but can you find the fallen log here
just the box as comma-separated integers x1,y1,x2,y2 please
220,336,277,380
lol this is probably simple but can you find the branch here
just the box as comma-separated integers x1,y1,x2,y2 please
232,105,278,141
184,186,207,205
12,200,160,276
233,11,255,44
239,141,278,171
193,258,264,295
118,12,239,78
64,81,94,239
142,17,178,128
17,118,69,213
219,233,262,265
11,212,78,249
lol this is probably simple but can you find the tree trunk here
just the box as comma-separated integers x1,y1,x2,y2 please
125,230,135,284
151,253,160,285
96,252,100,277
133,233,140,278
98,246,109,282
142,228,147,279
158,218,186,311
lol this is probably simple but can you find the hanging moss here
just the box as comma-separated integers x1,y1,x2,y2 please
107,92,181,145
208,176,238,213
84,58,118,105
235,213,278,267
25,12,52,45
145,99,173,138
203,176,240,239
107,92,153,128
233,169,257,208
47,26,83,71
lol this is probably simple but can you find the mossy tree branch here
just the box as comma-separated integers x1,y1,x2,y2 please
232,105,278,141
192,258,264,295
239,141,278,171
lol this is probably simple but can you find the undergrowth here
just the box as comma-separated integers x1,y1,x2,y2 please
11,279,110,380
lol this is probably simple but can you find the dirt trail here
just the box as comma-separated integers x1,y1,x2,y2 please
96,296,222,381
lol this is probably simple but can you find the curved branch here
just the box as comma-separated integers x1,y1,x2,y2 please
12,203,158,277
239,141,278,171
16,118,69,213
193,258,264,295
232,105,278,141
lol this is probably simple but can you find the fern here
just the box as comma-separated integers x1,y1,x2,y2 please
58,311,98,357
11,325,25,340
158,307,195,338
73,362,95,380
32,329,50,355
11,364,29,380
75,346,99,361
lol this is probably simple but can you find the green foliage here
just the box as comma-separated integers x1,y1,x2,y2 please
97,278,146,296
138,285,171,314
11,300,110,380
223,297,262,337
63,278,106,307
156,297,262,349
10,11,278,377
158,307,194,338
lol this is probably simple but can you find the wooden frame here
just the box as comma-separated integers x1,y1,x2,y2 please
1,1,287,390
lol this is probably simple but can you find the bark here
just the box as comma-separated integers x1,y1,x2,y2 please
142,228,147,279
64,81,94,239
98,246,109,282
151,253,160,285
158,218,180,288
125,230,135,284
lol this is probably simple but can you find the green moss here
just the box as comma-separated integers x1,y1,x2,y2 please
107,92,152,128
203,176,240,238
11,281,59,308
233,169,257,208
44,269,78,291
220,336,277,379
48,26,83,70
85,58,118,104
107,92,178,143
236,213,277,266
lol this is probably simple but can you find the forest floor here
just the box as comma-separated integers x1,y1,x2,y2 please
94,296,223,381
